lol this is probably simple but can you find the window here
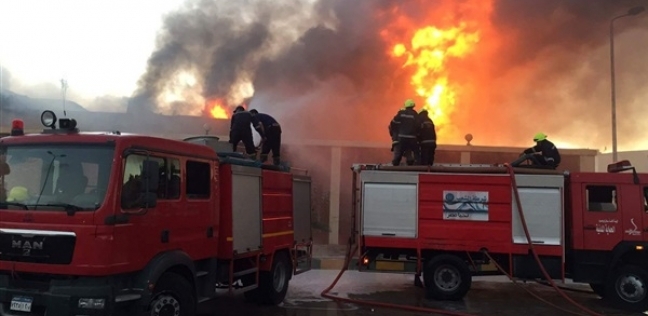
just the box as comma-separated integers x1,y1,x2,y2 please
186,160,210,199
121,154,181,209
0,144,114,211
586,185,617,212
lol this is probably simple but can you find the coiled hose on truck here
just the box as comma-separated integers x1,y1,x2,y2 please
318,163,607,316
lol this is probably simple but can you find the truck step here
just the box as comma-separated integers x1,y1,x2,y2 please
115,293,142,303
233,267,258,277
214,284,259,295
196,271,208,277
198,296,214,303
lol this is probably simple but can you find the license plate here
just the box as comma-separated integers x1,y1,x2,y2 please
10,296,32,312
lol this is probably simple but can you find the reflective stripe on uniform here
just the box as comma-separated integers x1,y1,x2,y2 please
421,139,436,144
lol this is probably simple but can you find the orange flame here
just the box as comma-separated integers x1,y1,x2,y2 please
206,99,229,119
391,22,480,128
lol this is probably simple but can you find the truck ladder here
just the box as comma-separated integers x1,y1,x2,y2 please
293,240,313,275
216,251,262,295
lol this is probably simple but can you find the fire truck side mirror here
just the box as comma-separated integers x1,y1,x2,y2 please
140,160,159,208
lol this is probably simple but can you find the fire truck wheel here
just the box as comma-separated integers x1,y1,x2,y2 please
423,254,472,301
148,272,196,316
606,264,648,311
258,251,291,305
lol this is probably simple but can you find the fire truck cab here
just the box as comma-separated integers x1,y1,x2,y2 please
0,111,313,316
353,162,648,312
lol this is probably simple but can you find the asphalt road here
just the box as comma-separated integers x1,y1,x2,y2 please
199,270,643,316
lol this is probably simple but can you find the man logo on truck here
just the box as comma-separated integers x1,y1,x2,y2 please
11,240,43,256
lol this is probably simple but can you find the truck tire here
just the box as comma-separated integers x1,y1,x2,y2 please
257,251,291,305
423,254,472,301
148,272,196,316
606,264,648,312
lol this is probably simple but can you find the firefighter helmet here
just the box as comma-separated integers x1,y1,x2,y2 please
7,186,28,202
233,105,245,113
533,132,547,142
404,99,415,108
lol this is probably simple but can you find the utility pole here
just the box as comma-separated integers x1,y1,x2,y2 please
609,6,645,162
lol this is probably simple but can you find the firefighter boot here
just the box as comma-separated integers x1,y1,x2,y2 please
272,156,281,166
259,153,269,163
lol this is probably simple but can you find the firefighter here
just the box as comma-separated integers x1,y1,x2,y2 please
229,105,263,159
511,132,561,169
417,109,437,166
249,109,282,165
390,99,420,166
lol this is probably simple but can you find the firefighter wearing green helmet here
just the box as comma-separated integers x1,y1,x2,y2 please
389,99,420,166
511,132,561,169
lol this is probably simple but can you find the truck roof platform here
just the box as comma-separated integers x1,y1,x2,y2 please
351,163,565,175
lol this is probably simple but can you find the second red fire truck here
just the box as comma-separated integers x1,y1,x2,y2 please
353,161,648,312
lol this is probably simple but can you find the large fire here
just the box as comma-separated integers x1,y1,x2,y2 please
390,24,479,129
381,2,494,141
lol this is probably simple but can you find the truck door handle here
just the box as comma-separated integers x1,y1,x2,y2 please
584,225,596,230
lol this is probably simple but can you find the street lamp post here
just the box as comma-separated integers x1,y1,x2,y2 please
610,6,644,162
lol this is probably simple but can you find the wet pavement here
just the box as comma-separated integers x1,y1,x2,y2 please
198,270,643,316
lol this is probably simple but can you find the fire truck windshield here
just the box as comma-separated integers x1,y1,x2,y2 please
0,144,114,212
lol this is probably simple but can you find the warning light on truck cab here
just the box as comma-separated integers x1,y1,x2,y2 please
607,160,634,173
10,119,24,136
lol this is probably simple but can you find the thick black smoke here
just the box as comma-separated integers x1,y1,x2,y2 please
131,0,648,148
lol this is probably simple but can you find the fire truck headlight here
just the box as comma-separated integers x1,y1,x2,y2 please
78,298,105,309
40,110,57,128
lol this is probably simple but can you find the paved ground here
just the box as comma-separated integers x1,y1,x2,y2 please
199,269,641,316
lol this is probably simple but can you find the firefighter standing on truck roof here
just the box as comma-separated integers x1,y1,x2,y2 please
511,132,561,169
390,99,420,166
229,105,263,159
417,109,437,166
250,109,282,166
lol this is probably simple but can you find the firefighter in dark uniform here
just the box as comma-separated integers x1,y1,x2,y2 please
390,99,420,166
417,109,437,166
511,132,561,169
250,109,282,165
229,105,263,158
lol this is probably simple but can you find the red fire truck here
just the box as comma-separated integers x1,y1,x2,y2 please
353,162,648,312
0,111,313,316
